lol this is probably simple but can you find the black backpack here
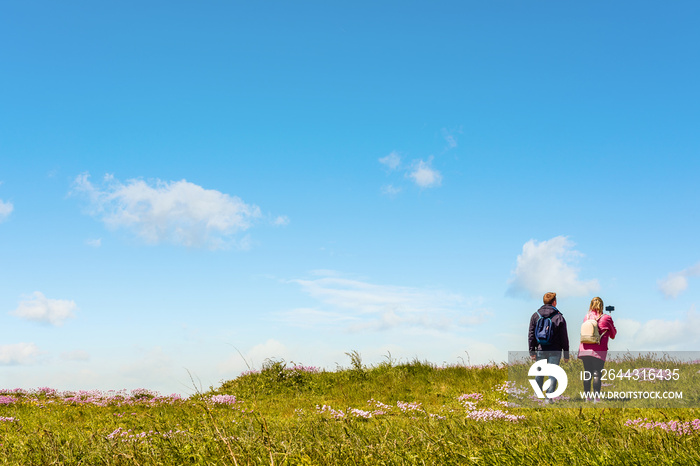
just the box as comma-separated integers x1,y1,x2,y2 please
535,310,558,345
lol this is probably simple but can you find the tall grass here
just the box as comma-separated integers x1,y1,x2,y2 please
0,355,698,465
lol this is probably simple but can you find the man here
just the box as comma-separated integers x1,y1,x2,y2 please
528,292,569,398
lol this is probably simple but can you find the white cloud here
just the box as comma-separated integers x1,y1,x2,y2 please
379,153,444,192
381,184,402,196
276,307,358,328
10,291,77,326
282,273,488,332
0,343,41,365
507,236,599,299
379,151,401,171
0,199,13,222
72,173,263,249
10,346,194,394
658,274,688,299
85,238,102,248
218,339,290,374
61,349,91,361
310,269,343,277
408,157,442,188
442,128,457,149
274,215,290,226
119,346,174,381
658,262,700,298
612,306,700,350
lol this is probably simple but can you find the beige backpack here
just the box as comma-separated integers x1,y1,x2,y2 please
580,314,604,344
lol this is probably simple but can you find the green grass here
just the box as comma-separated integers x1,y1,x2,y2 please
0,355,699,465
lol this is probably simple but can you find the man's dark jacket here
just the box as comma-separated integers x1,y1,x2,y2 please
528,304,569,359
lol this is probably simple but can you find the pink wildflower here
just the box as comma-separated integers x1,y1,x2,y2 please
625,418,700,436
458,393,483,402
316,404,346,419
465,408,524,423
396,401,423,413
208,394,239,406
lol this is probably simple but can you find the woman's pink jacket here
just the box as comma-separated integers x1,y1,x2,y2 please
578,311,617,361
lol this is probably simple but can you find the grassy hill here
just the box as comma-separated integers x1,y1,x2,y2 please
0,354,699,464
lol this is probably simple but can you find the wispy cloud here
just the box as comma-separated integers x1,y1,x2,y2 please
85,238,102,248
408,157,442,188
10,291,77,326
280,272,489,332
614,305,700,350
0,343,41,365
72,173,265,250
381,184,402,196
658,262,700,298
61,349,91,361
379,151,401,171
0,199,13,222
507,236,599,299
379,153,443,194
441,128,458,150
118,346,174,381
274,215,290,226
278,307,357,327
218,339,290,374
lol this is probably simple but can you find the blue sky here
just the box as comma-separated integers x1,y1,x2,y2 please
1,1,699,395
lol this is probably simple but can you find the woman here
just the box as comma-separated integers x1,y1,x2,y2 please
578,297,617,401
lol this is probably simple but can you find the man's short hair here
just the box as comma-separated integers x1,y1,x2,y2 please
543,292,557,305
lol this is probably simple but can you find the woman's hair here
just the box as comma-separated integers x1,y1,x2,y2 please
590,297,604,314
